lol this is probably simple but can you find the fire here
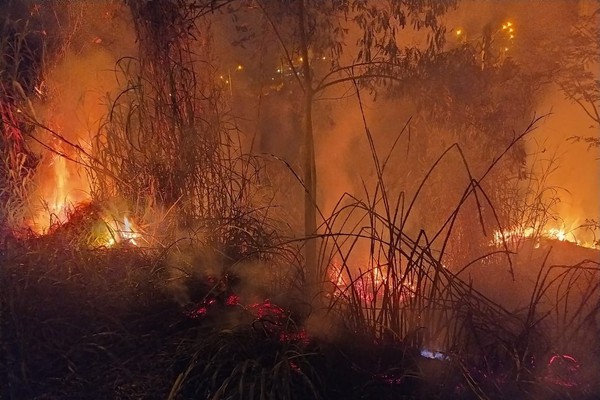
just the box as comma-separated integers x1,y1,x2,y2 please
328,258,416,304
122,216,140,245
25,150,144,247
26,156,143,247
50,153,69,216
103,215,142,247
546,228,567,242
26,152,86,234
491,222,598,249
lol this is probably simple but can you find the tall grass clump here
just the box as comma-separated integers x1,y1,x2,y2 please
316,100,600,397
318,92,541,343
168,318,320,400
0,15,44,235
490,145,565,251
88,1,283,259
1,227,181,398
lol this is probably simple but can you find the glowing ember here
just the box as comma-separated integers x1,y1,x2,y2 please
225,294,241,306
545,354,581,388
328,258,416,305
186,298,217,319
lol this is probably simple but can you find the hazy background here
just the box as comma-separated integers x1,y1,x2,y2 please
4,0,596,244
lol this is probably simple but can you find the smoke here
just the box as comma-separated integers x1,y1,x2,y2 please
535,94,599,233
207,3,600,346
11,0,598,313
314,1,600,242
446,0,599,235
4,4,598,389
24,1,136,229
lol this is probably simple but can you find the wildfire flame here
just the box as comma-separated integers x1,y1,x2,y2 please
328,258,416,304
50,153,69,216
103,215,141,247
25,148,144,247
491,223,598,249
26,152,81,234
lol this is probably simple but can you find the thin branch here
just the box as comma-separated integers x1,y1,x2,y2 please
255,0,305,92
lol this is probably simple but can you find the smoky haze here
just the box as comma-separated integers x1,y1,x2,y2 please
2,2,599,397
446,0,600,239
212,0,599,245
5,2,137,229
5,0,598,305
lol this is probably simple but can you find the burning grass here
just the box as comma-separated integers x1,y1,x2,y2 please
2,3,599,398
3,95,599,400
3,86,599,398
2,158,600,399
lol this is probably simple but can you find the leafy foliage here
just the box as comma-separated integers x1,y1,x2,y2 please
556,6,600,128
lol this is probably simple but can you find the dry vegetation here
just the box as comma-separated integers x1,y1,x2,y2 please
1,1,599,400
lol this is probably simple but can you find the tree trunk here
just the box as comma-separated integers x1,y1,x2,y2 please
298,0,319,303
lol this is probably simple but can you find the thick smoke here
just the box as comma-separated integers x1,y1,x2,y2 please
209,1,600,334
16,2,137,228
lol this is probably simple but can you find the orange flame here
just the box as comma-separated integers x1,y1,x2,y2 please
103,215,141,247
328,257,416,304
27,153,84,234
49,154,70,217
492,222,597,249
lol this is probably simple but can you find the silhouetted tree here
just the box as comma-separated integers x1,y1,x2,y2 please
557,5,599,147
388,21,547,265
223,0,457,299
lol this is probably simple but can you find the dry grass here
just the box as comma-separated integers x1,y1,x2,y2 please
2,3,599,400
1,234,174,398
313,98,600,398
0,15,42,236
